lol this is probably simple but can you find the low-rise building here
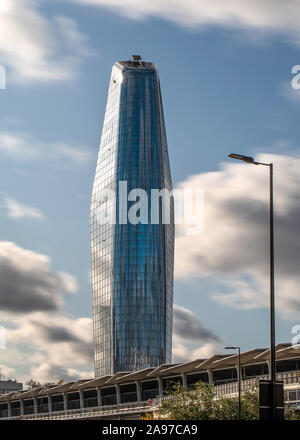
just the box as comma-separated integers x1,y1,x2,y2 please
0,380,23,395
0,343,299,419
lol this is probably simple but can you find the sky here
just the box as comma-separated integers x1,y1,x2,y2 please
0,0,300,384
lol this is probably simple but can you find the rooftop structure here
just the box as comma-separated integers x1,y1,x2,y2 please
0,344,299,419
0,380,22,395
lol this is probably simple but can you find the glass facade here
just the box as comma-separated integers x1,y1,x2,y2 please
90,59,174,377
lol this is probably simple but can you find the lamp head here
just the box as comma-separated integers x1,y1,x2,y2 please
228,153,255,164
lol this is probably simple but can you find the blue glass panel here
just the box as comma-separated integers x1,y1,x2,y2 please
91,60,174,377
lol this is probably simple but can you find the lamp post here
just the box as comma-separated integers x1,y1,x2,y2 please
228,153,276,420
225,346,241,420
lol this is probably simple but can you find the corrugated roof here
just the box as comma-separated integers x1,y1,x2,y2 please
157,359,205,376
147,364,179,377
194,355,230,370
44,382,75,396
212,349,267,369
77,375,112,390
0,392,17,403
0,345,299,405
14,388,43,400
115,368,155,384
105,372,132,385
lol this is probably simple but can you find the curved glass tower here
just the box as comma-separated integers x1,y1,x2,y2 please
90,58,174,377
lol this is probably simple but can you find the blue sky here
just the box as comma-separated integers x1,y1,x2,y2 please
0,0,300,383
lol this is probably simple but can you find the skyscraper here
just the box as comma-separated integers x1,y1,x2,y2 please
90,57,174,377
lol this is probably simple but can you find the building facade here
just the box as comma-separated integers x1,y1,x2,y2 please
90,57,174,377
0,344,299,419
0,380,22,395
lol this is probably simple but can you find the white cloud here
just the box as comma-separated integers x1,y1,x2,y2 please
0,0,92,84
0,364,16,379
0,240,93,382
175,152,300,319
3,197,44,219
173,304,220,343
191,343,220,360
172,338,220,364
0,241,78,314
172,304,222,363
30,363,93,384
0,132,92,162
0,312,94,383
74,0,300,44
56,144,92,162
57,272,79,294
0,241,223,380
6,314,93,367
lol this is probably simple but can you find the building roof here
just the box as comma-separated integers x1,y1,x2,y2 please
157,360,205,376
105,372,132,385
36,384,57,397
115,368,155,384
44,382,75,396
194,355,230,371
117,60,156,70
77,375,112,390
254,344,292,362
147,364,179,378
276,344,300,360
13,388,43,400
1,343,300,404
254,344,300,363
0,392,18,403
69,380,92,392
212,349,266,369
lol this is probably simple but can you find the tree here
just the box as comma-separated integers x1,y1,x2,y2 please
25,379,42,390
25,379,55,390
214,388,259,420
160,381,259,420
285,405,300,420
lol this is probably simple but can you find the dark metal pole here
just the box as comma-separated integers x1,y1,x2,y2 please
238,347,241,420
227,154,277,420
269,163,276,420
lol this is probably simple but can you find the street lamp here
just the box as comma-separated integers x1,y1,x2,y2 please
225,346,241,420
228,153,276,420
